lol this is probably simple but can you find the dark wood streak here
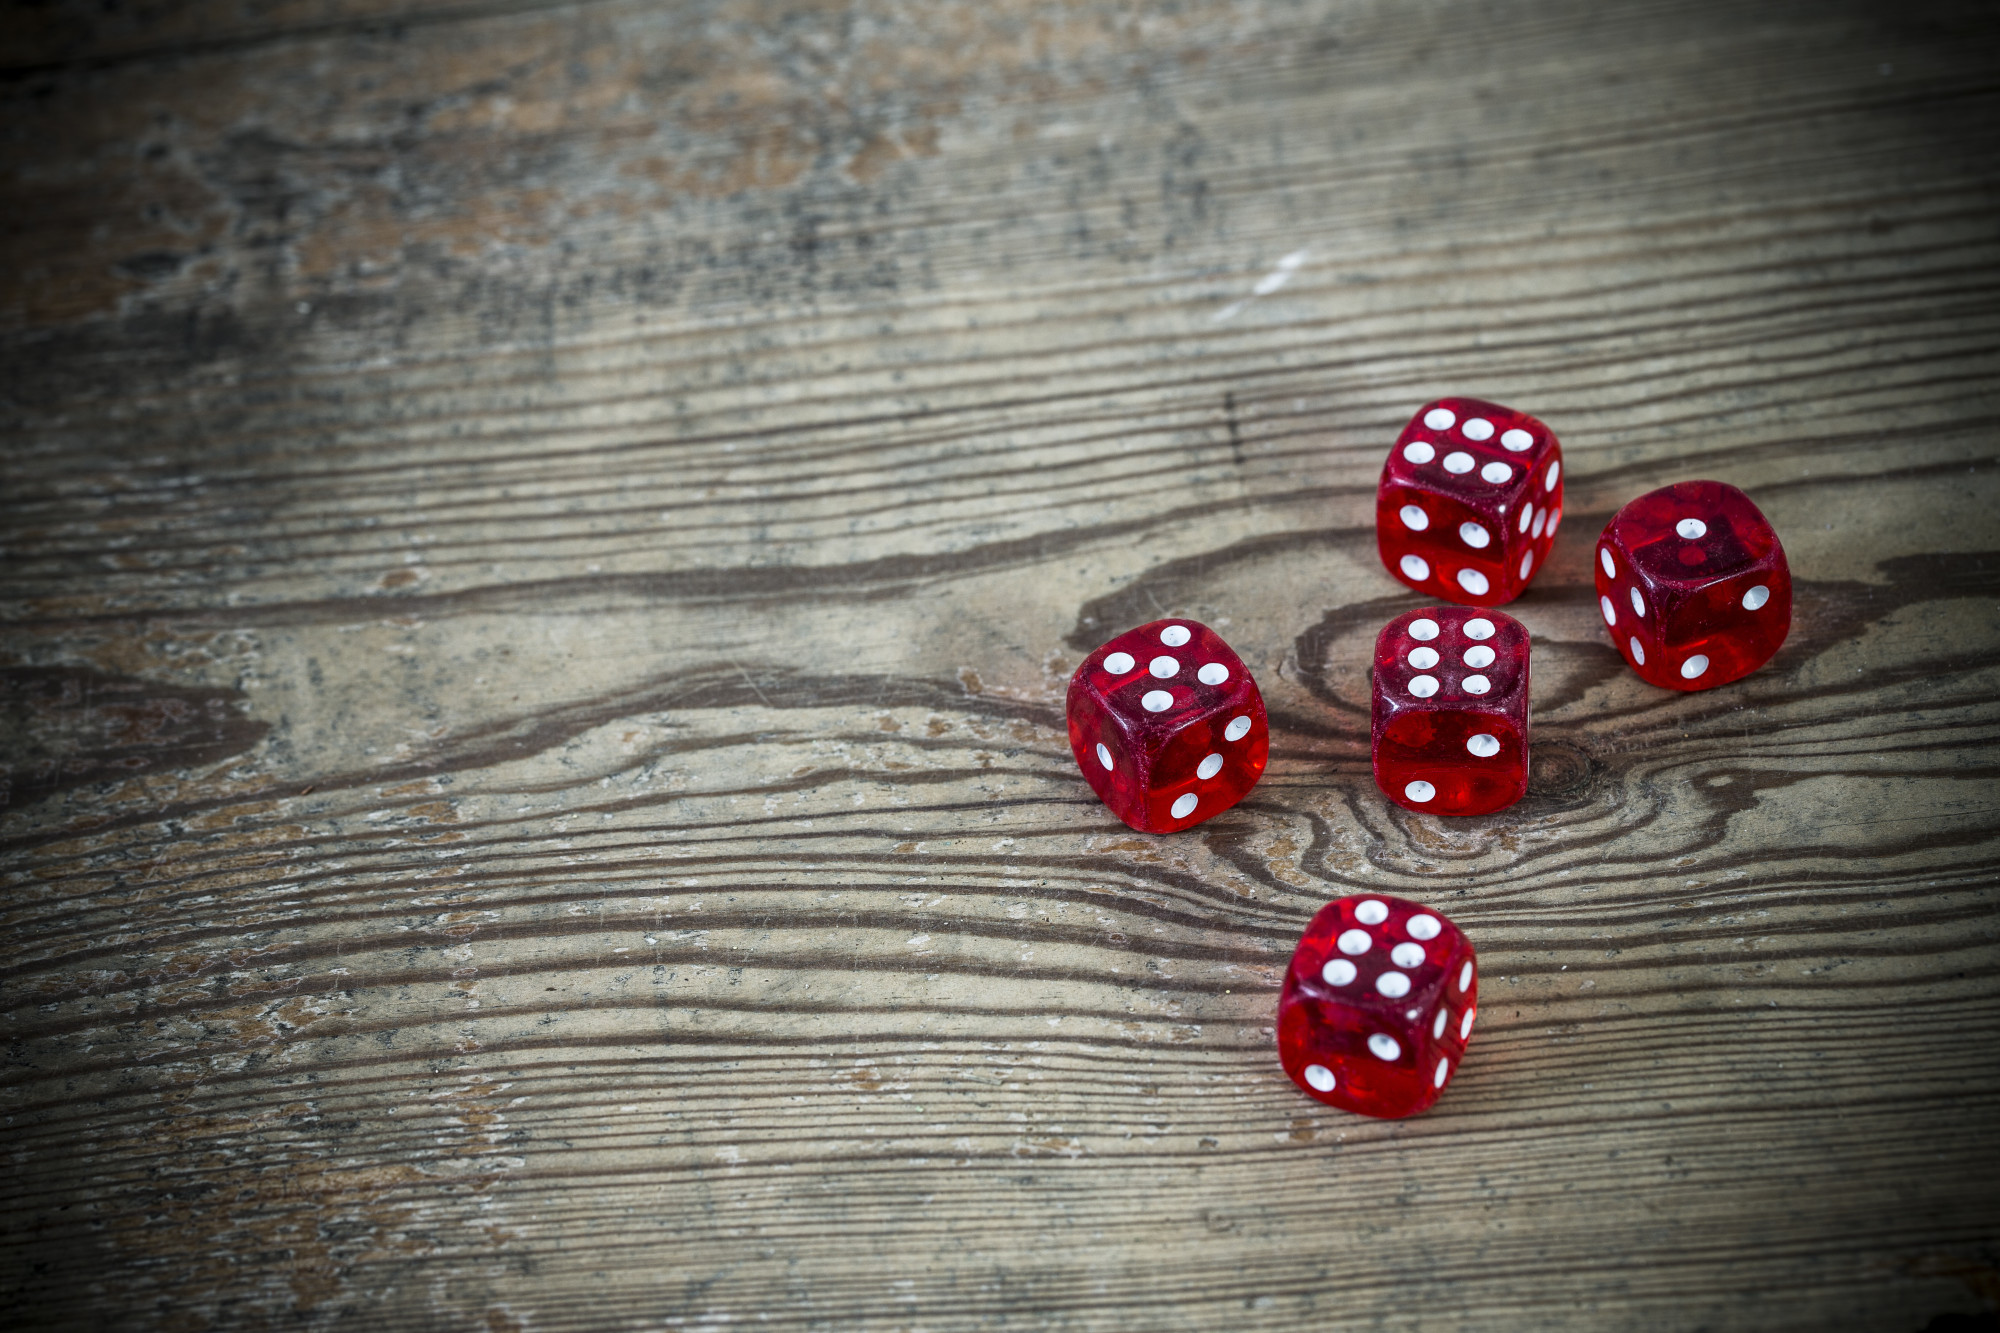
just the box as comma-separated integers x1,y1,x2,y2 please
0,667,268,809
2,494,1358,628
0,0,631,79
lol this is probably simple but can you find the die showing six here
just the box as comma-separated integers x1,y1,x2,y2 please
1065,619,1269,833
1372,607,1530,817
1277,894,1478,1120
1377,397,1565,606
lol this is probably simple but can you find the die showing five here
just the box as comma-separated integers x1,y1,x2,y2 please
1377,397,1564,606
1065,619,1269,833
1277,894,1477,1120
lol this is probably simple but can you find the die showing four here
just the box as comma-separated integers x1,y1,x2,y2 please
1277,894,1477,1120
1373,607,1530,817
1377,397,1564,606
1066,619,1269,833
1594,480,1792,690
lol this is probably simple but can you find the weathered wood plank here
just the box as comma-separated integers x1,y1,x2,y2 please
3,0,1999,1328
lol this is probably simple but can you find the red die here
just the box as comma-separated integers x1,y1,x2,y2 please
1377,397,1564,606
1067,619,1269,833
1278,894,1478,1119
1594,480,1791,690
1372,606,1529,816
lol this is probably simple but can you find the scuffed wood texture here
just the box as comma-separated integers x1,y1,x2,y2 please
4,0,1999,1328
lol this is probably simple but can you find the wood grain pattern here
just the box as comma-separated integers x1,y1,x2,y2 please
3,0,1999,1327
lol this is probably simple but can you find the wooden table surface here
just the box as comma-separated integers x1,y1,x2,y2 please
5,2,1999,1328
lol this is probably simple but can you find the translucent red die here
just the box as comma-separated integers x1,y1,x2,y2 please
1278,894,1478,1119
1377,397,1565,606
1372,606,1529,816
1594,480,1791,690
1066,619,1269,833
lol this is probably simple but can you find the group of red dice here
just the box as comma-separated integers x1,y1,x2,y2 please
1065,396,1793,1119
